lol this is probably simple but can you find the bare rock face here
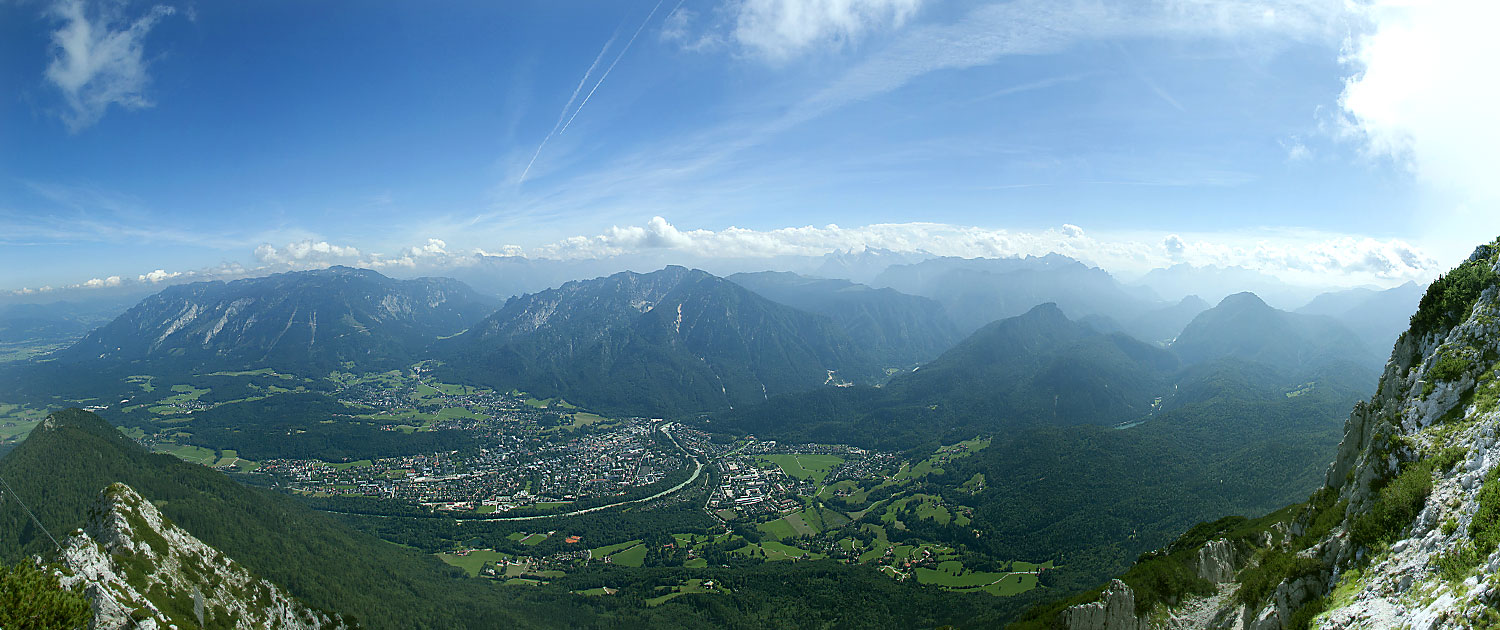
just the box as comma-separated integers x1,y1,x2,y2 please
56,483,345,630
1063,580,1149,630
1244,572,1323,630
1197,540,1240,584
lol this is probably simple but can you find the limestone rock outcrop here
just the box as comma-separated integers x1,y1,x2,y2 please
55,483,345,630
1063,580,1149,630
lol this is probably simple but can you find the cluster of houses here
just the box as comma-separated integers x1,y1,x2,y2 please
256,417,686,512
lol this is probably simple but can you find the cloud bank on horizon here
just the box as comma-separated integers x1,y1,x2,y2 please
7,217,1436,298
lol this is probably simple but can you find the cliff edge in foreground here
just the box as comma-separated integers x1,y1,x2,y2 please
56,483,346,630
1017,239,1500,630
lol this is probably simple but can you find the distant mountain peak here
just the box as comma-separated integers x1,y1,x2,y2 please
38,407,131,443
1179,294,1210,308
1021,301,1068,319
1216,291,1270,309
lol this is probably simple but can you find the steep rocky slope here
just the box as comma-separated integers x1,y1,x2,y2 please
57,483,345,630
59,266,495,372
1021,240,1500,630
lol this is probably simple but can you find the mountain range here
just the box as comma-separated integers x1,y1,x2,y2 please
727,271,960,367
1014,239,1500,630
719,291,1378,448
870,254,1161,335
0,248,1453,629
1172,292,1385,374
57,266,496,373
1294,280,1426,355
439,266,882,415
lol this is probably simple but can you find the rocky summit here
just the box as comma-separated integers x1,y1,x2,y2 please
1050,241,1500,630
56,483,345,630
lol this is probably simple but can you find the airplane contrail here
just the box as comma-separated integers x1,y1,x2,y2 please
559,0,666,135
519,33,619,183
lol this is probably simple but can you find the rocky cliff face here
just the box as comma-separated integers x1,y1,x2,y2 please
55,483,345,630
1057,240,1500,630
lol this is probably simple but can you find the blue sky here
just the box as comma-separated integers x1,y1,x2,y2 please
2,0,1496,296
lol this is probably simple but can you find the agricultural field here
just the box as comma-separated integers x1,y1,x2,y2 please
756,453,844,482
589,540,641,559
153,443,217,465
565,412,609,429
645,579,726,606
757,505,852,541
437,549,512,577
733,540,824,561
211,449,258,471
514,532,551,546
0,403,47,444
606,543,647,567
514,391,576,410
0,341,70,364
327,459,373,470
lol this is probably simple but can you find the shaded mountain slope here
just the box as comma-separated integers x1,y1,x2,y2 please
872,255,1161,335
728,271,961,366
1295,280,1426,357
1172,292,1382,375
442,266,879,415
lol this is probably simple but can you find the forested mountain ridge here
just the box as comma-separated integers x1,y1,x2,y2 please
1171,291,1383,375
727,270,961,367
56,266,496,372
714,295,1373,449
885,302,1178,426
440,266,881,415
1015,239,1500,630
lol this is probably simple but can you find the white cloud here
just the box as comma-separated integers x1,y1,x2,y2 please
365,238,461,269
1335,1,1500,265
254,240,362,267
524,216,1434,284
476,245,526,258
78,275,122,289
733,0,922,61
138,268,182,283
1162,232,1433,281
44,0,176,132
4,220,1440,298
1163,234,1186,260
1340,1,1500,202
